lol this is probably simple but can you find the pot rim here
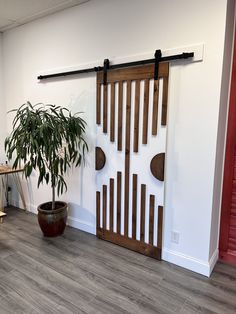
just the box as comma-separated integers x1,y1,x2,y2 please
38,201,67,214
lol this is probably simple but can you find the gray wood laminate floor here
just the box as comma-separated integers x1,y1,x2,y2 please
0,207,235,314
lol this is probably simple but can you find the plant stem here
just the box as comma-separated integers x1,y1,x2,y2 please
52,185,55,210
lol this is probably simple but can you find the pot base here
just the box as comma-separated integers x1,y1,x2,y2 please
37,201,67,237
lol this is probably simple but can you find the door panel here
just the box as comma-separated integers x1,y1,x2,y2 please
95,63,169,259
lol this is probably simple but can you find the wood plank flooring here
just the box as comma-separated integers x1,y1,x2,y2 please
0,207,236,314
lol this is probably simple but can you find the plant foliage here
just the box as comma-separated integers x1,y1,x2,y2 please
5,102,88,209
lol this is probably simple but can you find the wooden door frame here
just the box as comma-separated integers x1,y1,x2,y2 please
219,27,236,263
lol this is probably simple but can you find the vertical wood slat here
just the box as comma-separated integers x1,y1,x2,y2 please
132,174,138,239
152,80,159,135
110,83,115,142
149,195,155,245
157,206,163,249
109,178,114,232
96,191,100,231
161,76,169,126
140,184,146,242
103,185,107,230
103,84,108,133
117,171,122,234
133,80,140,152
142,79,150,144
96,83,101,125
118,82,123,151
124,80,131,237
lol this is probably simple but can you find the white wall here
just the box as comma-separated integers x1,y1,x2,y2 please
1,0,232,276
0,33,6,162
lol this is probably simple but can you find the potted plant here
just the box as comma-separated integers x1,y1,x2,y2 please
5,102,88,237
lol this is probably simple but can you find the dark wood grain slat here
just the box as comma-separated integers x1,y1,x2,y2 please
97,63,169,83
132,174,138,240
103,84,108,133
149,195,155,245
124,80,131,237
110,83,115,142
96,191,100,232
109,178,114,232
152,79,159,135
103,185,107,230
140,184,146,242
97,229,161,260
161,75,169,126
142,79,150,145
157,205,163,249
96,83,101,125
118,82,123,151
117,171,121,234
133,80,140,153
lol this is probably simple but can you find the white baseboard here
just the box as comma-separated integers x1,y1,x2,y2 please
28,203,37,214
67,216,96,235
10,199,96,235
10,198,37,213
208,249,219,275
162,248,217,277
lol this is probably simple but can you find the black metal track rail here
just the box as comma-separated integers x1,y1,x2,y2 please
37,51,194,80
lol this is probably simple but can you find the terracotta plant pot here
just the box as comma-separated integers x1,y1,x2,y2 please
37,201,67,237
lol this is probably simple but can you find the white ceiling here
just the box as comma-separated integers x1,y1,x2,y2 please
0,0,90,32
